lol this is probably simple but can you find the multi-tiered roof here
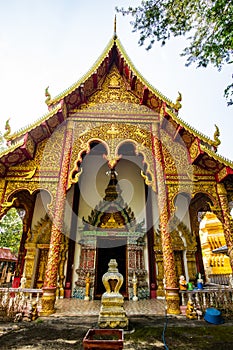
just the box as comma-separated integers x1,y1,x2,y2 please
0,29,233,182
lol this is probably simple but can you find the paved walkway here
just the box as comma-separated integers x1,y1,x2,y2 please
53,298,166,317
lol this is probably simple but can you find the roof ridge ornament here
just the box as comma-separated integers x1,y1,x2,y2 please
3,118,11,141
45,86,51,106
172,91,182,112
113,14,117,40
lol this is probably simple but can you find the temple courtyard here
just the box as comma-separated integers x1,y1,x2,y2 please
1,299,233,349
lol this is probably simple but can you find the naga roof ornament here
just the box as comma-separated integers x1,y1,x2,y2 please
212,124,221,148
172,92,182,111
45,86,51,106
3,118,11,141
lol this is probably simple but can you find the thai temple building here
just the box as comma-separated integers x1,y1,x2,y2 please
0,25,233,316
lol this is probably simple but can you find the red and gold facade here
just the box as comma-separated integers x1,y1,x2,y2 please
0,33,233,316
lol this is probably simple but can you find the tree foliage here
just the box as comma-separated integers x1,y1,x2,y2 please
0,208,23,254
116,0,233,105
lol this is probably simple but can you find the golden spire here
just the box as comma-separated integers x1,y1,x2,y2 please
113,15,117,39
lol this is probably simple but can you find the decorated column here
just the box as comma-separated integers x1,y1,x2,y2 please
40,119,73,316
217,183,233,271
152,122,180,314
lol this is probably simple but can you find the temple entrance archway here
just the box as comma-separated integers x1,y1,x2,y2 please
95,237,127,298
71,140,153,299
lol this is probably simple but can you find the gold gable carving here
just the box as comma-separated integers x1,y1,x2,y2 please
80,65,139,107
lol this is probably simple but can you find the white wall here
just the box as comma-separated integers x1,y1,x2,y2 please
31,190,51,230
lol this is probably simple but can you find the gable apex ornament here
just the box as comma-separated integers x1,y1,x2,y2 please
113,15,117,40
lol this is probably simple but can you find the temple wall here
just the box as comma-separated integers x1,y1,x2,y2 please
77,155,109,228
143,235,149,284
72,242,81,292
63,186,74,237
31,191,51,230
151,191,159,230
174,194,191,232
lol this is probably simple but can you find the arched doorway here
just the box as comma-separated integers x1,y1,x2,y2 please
71,140,155,299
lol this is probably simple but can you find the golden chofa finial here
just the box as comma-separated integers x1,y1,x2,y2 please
113,15,117,39
173,91,182,111
3,118,11,140
213,124,221,147
45,86,51,105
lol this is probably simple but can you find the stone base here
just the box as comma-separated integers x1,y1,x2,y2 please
39,287,56,316
166,288,181,315
98,293,128,329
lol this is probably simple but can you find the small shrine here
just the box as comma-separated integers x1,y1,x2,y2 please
98,259,128,329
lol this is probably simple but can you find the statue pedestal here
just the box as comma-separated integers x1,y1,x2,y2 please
98,293,128,328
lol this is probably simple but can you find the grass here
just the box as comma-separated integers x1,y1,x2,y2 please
124,323,233,349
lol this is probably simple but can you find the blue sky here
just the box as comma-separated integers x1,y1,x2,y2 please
0,0,232,159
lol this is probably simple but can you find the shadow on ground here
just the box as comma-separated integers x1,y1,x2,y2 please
1,315,233,349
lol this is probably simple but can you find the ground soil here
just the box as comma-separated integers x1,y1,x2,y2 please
1,315,233,349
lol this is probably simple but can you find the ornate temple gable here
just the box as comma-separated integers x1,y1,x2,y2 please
69,65,160,122
76,65,140,109
47,36,173,113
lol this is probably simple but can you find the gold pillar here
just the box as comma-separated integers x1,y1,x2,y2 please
152,122,180,314
40,120,73,316
217,183,233,272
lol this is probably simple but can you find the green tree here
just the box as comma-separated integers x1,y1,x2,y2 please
116,0,233,104
0,208,23,254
